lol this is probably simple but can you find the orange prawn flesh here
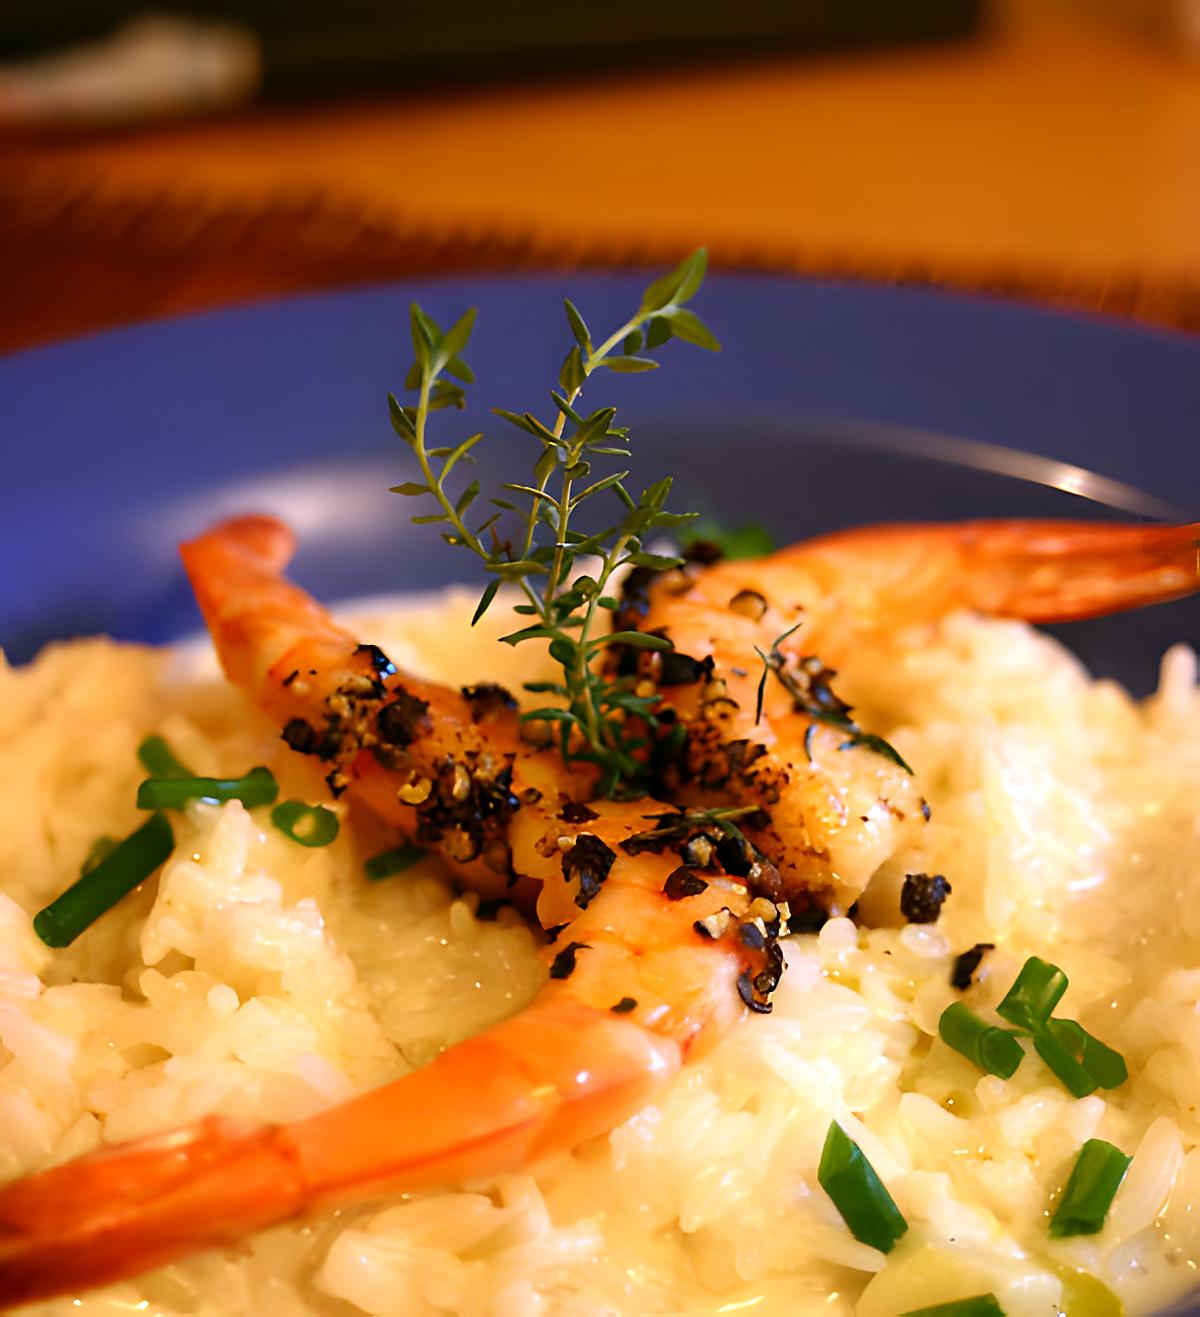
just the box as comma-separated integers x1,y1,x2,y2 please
618,518,1200,912
182,515,590,909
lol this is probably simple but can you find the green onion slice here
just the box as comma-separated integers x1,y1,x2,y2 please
136,734,192,779
364,843,426,881
817,1121,908,1254
901,1296,1006,1317
996,956,1068,1031
80,835,117,876
939,1002,1024,1079
1032,1027,1097,1098
34,812,174,948
271,800,339,848
986,957,1126,1096
1046,1018,1128,1090
1049,1138,1131,1238
136,766,278,811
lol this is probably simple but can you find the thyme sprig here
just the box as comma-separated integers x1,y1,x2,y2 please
388,251,720,794
754,630,913,774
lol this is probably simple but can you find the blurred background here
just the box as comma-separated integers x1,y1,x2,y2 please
1,0,1199,354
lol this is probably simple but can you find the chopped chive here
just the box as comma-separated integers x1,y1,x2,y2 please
1031,1027,1097,1098
988,957,1127,1096
364,843,426,881
996,956,1068,1031
817,1121,908,1254
80,835,117,876
271,801,339,848
34,812,174,948
136,766,278,811
1046,1019,1128,1090
901,1297,1006,1317
938,1002,1024,1079
1049,1138,1131,1238
136,734,192,779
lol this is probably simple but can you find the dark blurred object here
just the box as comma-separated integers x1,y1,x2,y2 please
1,1,981,121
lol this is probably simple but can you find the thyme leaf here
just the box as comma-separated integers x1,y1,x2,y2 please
620,804,768,855
754,637,913,775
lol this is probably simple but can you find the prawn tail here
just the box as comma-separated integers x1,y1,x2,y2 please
288,1001,680,1199
800,519,1200,628
959,518,1200,622
180,514,358,700
0,1002,679,1306
0,1117,309,1307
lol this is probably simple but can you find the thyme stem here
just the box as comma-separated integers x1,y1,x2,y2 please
541,311,643,605
411,372,487,559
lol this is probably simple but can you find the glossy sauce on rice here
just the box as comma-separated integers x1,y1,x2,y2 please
1,590,1197,1316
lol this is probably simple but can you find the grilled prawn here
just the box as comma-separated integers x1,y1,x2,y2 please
0,512,1194,1306
621,518,1200,911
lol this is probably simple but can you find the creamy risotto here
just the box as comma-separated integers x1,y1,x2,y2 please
2,590,1198,1316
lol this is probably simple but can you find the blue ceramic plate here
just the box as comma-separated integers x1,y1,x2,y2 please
2,275,1197,692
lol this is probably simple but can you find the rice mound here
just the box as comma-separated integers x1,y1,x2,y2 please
1,592,1198,1316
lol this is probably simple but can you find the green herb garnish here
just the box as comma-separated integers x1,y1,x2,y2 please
938,1002,1024,1079
79,835,117,876
683,519,775,560
753,636,912,773
34,812,174,948
988,956,1127,1097
136,766,278,811
901,1297,1006,1317
364,843,426,881
1049,1138,1131,1238
389,251,719,795
1045,1018,1128,1090
995,956,1068,1032
136,734,192,779
753,621,804,725
271,801,339,848
620,803,765,855
817,1121,908,1254
1030,1027,1099,1099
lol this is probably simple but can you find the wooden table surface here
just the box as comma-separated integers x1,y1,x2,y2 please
2,1,1199,353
